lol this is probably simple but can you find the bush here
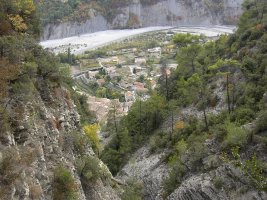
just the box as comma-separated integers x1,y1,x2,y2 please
163,160,186,198
255,111,267,133
121,179,144,200
76,156,102,185
230,107,255,125
213,176,224,189
53,166,78,200
64,131,90,155
83,124,101,155
187,140,208,171
222,122,249,149
149,132,169,153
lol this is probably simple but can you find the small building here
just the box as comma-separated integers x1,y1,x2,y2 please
135,57,146,65
96,79,105,86
133,82,149,93
147,47,162,59
87,71,98,81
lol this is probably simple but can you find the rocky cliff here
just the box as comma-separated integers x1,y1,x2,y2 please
42,0,243,40
0,81,120,199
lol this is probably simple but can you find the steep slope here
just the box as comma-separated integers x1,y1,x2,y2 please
0,1,120,199
40,0,243,40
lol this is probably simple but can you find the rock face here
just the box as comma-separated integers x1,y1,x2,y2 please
116,137,267,200
167,164,267,200
0,85,120,200
116,146,169,200
42,0,243,40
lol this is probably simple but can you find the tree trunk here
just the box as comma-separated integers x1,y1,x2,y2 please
165,74,169,100
139,100,142,135
171,109,174,140
231,82,236,112
203,106,209,131
226,74,231,114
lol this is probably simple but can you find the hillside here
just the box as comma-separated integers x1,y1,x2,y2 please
0,1,120,199
0,0,266,200
38,0,243,40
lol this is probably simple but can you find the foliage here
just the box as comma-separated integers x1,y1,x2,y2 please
213,176,224,189
230,107,255,125
163,160,186,198
84,124,101,155
149,131,169,153
121,179,144,200
173,33,202,47
254,111,267,133
222,122,249,149
0,0,39,36
53,166,78,200
71,92,94,124
230,147,267,190
101,127,131,175
76,156,102,184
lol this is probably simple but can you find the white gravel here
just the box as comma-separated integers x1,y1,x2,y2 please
40,26,235,55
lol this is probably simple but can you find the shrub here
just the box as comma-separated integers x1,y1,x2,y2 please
230,107,255,125
149,132,169,153
76,156,102,185
64,131,90,155
163,160,186,198
121,179,144,200
213,176,224,189
53,166,78,200
222,122,249,149
255,111,267,133
187,141,208,171
83,124,101,155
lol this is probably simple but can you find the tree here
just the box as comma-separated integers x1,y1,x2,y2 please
238,0,267,33
0,0,39,36
84,124,100,155
187,73,210,130
208,59,241,114
176,44,202,77
173,33,202,47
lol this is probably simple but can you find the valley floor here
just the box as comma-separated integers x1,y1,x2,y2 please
40,26,235,55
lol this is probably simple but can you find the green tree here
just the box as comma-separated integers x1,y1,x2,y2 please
176,44,202,77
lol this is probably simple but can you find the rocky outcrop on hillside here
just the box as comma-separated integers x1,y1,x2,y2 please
42,0,243,40
116,146,169,200
116,139,267,200
0,84,120,200
167,164,267,200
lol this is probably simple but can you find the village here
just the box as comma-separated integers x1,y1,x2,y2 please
71,30,178,124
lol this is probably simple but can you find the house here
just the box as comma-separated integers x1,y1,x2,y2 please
167,64,178,69
86,71,98,81
96,79,105,86
135,57,146,65
147,47,162,59
133,82,149,93
104,66,118,79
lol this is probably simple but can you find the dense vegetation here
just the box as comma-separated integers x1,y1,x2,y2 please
101,0,267,197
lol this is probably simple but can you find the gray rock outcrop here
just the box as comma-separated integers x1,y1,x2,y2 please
0,85,120,200
42,0,244,40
